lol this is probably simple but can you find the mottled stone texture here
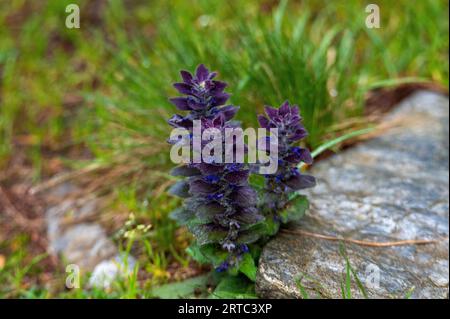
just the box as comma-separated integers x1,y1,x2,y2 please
46,183,136,287
46,190,117,271
256,91,449,299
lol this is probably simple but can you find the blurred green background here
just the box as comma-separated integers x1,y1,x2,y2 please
0,0,448,298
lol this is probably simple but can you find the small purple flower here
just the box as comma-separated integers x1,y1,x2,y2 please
207,192,224,201
229,220,240,229
241,244,249,253
216,261,230,272
204,174,221,183
275,174,283,183
222,241,236,252
226,163,243,172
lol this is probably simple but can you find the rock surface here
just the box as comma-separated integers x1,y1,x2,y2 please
88,254,137,289
256,91,449,299
45,184,126,278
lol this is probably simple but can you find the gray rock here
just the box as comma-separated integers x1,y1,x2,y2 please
46,185,117,272
57,223,117,271
256,91,449,299
88,254,137,289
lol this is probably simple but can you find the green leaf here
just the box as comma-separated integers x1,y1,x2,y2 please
234,211,265,229
248,173,265,190
186,243,209,264
227,264,239,276
263,217,280,236
247,222,267,235
238,253,257,281
187,243,228,266
151,274,213,299
169,208,193,225
168,181,190,198
280,195,309,223
248,244,262,261
235,230,261,245
211,275,257,299
189,224,228,246
196,203,226,223
170,165,200,177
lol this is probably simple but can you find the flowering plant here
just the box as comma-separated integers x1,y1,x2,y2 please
257,101,316,235
167,65,315,280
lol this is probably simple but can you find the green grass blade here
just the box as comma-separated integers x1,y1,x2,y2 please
295,278,310,299
345,260,352,299
404,286,415,299
365,77,431,90
310,127,375,159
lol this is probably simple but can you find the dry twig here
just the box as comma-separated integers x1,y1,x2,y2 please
281,229,447,247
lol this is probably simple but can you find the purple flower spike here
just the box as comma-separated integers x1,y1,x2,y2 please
257,101,316,221
169,64,230,123
168,65,263,268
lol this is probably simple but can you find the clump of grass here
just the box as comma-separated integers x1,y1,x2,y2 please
0,0,108,176
82,0,364,202
84,0,448,195
0,234,51,298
